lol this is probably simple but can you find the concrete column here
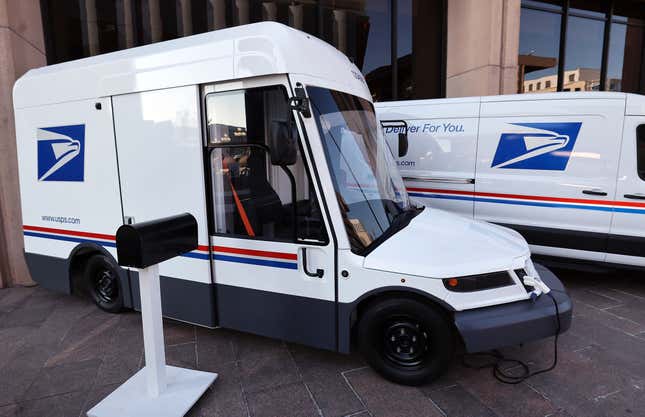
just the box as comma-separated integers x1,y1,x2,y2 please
0,0,44,288
143,0,162,43
117,0,135,49
262,2,277,22
333,10,347,54
80,0,100,56
235,0,249,25
445,0,520,97
177,0,193,36
208,0,227,30
289,4,303,30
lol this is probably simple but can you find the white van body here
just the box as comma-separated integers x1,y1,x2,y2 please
377,93,645,270
14,23,570,385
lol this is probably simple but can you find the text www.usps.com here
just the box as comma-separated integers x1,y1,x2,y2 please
42,215,80,225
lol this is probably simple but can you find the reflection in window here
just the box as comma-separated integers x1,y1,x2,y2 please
319,0,392,101
564,15,603,92
608,1,645,93
396,0,445,100
519,6,561,93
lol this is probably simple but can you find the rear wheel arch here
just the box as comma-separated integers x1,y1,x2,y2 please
68,243,114,295
67,244,128,312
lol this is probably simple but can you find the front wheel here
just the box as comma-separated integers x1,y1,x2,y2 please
84,255,124,313
357,297,454,386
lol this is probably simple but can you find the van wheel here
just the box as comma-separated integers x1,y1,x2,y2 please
84,255,124,313
357,298,453,386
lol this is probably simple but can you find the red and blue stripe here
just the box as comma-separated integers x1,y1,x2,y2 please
212,246,298,270
407,187,645,215
22,225,298,269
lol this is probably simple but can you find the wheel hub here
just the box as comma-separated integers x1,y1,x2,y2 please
95,269,117,302
384,319,429,366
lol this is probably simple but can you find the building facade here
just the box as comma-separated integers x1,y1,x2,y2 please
0,0,644,287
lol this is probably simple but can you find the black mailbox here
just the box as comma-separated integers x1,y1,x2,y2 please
116,213,198,269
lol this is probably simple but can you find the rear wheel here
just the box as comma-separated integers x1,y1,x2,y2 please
84,255,124,313
357,297,454,386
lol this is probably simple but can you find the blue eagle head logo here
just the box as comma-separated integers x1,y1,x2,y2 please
491,122,582,170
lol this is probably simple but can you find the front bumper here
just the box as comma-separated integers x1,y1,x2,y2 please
454,263,572,353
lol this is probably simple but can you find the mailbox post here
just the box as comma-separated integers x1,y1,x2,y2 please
88,214,217,417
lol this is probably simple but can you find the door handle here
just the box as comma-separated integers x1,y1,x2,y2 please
301,248,324,278
624,193,645,200
582,189,607,196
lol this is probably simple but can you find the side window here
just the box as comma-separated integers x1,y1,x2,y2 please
206,85,327,243
638,124,645,181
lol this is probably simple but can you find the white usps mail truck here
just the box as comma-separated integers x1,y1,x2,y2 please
13,22,571,385
377,93,645,271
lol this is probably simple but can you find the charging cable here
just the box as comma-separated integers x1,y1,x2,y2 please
462,281,561,385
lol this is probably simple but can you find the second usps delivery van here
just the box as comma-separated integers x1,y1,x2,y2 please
14,23,570,386
377,93,645,270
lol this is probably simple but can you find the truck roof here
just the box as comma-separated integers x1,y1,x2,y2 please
375,91,645,116
13,22,365,109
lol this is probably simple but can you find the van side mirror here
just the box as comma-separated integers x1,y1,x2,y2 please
268,120,298,166
398,132,408,157
380,120,409,158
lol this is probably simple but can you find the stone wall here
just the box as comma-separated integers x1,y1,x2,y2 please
446,0,520,97
0,0,44,287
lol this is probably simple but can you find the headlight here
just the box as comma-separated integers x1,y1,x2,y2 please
443,271,514,292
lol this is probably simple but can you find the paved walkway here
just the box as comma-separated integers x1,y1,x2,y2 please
1,267,645,417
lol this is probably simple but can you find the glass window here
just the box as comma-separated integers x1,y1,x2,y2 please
396,0,444,100
206,85,327,243
521,0,562,12
607,1,645,94
318,0,392,101
637,124,645,181
307,86,419,254
519,7,561,93
563,15,604,92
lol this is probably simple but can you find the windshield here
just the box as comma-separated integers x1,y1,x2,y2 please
307,86,414,254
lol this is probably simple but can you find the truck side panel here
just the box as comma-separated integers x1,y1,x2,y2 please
377,100,479,218
476,98,625,262
15,97,124,292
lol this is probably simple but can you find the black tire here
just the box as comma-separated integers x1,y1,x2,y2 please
83,255,124,313
357,297,454,386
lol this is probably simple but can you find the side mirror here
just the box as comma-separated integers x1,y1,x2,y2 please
380,120,409,158
268,120,298,166
398,132,409,157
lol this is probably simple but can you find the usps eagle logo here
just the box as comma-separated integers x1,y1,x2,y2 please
37,124,85,181
491,122,582,170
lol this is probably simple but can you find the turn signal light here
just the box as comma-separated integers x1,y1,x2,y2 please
443,271,514,292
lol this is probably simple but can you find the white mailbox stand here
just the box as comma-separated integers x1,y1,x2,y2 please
88,264,217,417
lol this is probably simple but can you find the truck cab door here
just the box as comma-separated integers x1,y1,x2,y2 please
378,102,479,218
203,77,337,350
607,117,645,266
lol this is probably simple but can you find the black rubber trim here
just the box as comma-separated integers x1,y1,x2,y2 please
216,283,335,350
128,271,217,328
497,223,608,253
606,234,645,258
498,222,645,258
454,264,572,353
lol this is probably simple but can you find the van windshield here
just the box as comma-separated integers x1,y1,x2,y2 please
307,86,419,254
